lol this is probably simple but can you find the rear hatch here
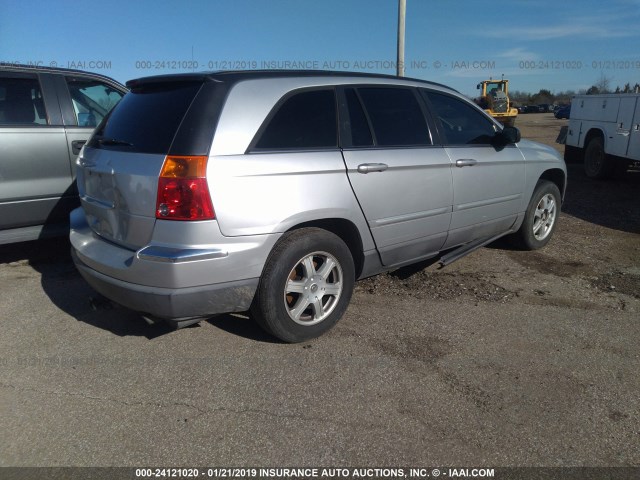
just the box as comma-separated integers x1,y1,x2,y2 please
77,75,226,249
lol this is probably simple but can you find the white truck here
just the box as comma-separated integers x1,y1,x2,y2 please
563,93,640,178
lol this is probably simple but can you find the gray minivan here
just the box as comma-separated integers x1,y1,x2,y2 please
70,71,566,342
0,64,126,244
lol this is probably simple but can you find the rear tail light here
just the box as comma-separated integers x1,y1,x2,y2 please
156,155,215,221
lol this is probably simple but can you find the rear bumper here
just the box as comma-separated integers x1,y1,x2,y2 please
72,249,258,319
69,207,278,320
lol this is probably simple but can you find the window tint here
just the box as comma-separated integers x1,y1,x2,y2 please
344,88,373,147
0,76,48,125
357,88,431,147
423,90,497,145
256,89,337,150
66,78,124,127
90,82,202,154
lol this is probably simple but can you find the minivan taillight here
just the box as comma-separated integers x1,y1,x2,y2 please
156,156,215,221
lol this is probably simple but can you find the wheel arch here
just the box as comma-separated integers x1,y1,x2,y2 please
539,168,567,201
583,127,605,151
286,218,365,279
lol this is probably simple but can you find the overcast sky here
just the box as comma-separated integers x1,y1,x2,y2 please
2,0,639,95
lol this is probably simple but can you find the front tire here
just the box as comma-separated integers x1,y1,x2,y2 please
512,180,561,250
251,228,355,343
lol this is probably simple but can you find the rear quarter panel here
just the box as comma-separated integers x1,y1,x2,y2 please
207,151,376,252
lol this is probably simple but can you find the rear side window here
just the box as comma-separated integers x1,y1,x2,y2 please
357,88,431,147
66,78,124,127
344,88,373,147
423,90,497,145
255,89,337,150
91,82,202,154
0,76,48,125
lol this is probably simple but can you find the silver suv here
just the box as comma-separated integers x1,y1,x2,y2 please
70,71,566,342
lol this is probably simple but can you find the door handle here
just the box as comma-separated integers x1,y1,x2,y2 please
72,140,87,155
357,163,388,173
455,159,477,167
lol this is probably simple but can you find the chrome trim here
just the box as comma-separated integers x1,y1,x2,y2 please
455,193,521,212
371,206,450,227
137,246,228,263
81,195,115,209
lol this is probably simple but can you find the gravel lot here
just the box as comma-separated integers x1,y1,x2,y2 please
1,113,639,469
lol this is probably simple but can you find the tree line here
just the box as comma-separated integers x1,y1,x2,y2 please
509,78,639,106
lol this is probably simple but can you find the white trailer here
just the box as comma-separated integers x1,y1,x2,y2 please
564,93,640,178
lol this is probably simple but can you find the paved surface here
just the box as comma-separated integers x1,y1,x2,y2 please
1,114,639,467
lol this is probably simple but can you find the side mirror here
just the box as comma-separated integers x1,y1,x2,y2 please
476,83,481,90
501,126,521,144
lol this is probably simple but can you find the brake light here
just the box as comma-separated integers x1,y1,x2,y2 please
156,155,215,220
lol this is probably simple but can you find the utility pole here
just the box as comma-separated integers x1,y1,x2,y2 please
397,0,406,77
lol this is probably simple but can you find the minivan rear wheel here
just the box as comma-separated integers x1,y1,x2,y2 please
251,228,355,343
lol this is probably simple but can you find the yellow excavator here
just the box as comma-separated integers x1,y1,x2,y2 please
476,76,518,127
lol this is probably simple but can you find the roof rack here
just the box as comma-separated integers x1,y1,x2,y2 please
126,69,457,93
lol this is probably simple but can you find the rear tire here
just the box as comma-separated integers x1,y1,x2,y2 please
584,136,613,179
511,180,561,250
251,228,355,343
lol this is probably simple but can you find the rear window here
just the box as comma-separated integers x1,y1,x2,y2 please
91,82,202,154
254,89,337,150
